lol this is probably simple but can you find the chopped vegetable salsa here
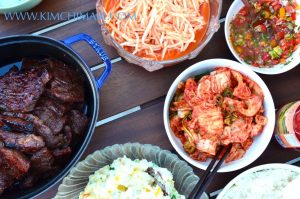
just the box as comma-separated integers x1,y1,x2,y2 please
230,0,300,67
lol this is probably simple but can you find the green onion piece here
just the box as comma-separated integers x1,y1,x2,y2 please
183,142,195,154
222,87,233,98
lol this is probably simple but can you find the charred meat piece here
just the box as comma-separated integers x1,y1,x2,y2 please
20,165,59,189
0,148,30,180
30,148,55,172
19,171,40,189
52,147,72,165
0,67,51,112
33,117,66,149
0,115,33,133
52,147,72,159
34,96,70,134
1,112,66,149
34,108,66,135
48,58,85,103
0,148,30,194
62,125,72,147
0,121,10,132
0,168,14,195
35,95,71,117
0,130,45,153
22,115,65,149
68,110,89,135
22,58,51,71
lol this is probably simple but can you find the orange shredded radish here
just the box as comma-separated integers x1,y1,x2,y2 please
104,0,209,60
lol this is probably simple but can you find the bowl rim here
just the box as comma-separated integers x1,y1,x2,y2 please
0,0,40,9
96,0,223,67
224,0,300,75
55,143,202,199
216,163,300,199
163,58,276,173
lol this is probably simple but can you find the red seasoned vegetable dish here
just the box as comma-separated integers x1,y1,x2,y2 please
169,68,267,163
230,0,300,67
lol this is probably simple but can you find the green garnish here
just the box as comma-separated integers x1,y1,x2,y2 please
183,141,195,154
224,111,238,125
269,46,283,59
261,33,268,41
222,87,233,98
216,94,224,107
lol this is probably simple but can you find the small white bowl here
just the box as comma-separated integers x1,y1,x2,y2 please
163,59,276,172
217,163,300,199
0,0,42,13
225,0,300,75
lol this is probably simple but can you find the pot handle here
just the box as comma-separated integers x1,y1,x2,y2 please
62,33,112,89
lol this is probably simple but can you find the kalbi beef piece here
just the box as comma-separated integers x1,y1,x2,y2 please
33,117,66,149
0,148,30,193
19,171,39,189
0,148,30,178
52,147,72,165
68,110,89,135
0,168,13,195
0,130,45,153
1,112,66,149
22,58,50,71
23,58,85,103
35,95,71,116
35,108,66,135
52,147,72,159
0,67,51,112
30,148,55,172
0,115,33,133
47,58,85,103
62,125,72,147
34,96,70,134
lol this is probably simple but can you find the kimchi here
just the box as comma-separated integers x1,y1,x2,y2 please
169,68,267,162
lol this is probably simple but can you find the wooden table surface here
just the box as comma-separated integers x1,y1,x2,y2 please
0,0,300,198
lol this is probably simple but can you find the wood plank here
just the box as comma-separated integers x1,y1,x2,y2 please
40,101,300,198
0,0,96,37
221,0,233,17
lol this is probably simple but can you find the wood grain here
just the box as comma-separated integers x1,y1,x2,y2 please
40,101,300,198
0,0,97,37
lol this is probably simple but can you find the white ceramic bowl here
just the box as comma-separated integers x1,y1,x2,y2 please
225,0,300,75
217,163,300,199
163,59,275,172
0,0,42,13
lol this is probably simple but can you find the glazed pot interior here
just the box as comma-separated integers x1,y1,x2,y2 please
0,35,98,199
